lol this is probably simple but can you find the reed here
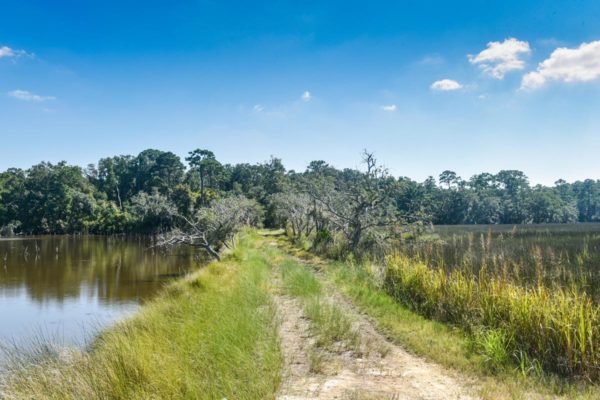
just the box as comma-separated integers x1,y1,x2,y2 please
383,252,600,379
307,224,600,380
0,233,283,399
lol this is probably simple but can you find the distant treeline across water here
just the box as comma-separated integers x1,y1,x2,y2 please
1,148,599,235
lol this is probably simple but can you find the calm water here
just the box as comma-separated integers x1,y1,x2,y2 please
0,236,197,350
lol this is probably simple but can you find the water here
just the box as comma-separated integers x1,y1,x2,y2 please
0,236,198,350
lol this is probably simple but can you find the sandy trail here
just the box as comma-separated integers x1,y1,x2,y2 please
271,246,478,400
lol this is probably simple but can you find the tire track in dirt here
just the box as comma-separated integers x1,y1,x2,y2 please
270,242,479,400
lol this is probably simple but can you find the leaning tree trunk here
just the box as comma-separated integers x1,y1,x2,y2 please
200,243,221,261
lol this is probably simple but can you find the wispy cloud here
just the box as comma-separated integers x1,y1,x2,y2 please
381,104,397,112
0,45,32,59
418,54,445,65
430,79,463,91
301,90,312,102
0,46,15,58
468,38,531,79
521,40,600,90
8,90,56,102
253,104,264,112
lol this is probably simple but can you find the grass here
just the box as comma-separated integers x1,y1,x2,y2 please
308,348,325,373
406,224,600,299
280,259,321,298
388,225,600,382
304,299,361,351
276,234,600,399
383,253,600,380
1,232,282,400
6,229,600,399
277,256,361,353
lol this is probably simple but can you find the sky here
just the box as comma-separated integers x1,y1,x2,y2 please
1,0,600,185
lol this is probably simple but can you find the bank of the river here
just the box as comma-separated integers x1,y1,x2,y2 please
6,230,600,399
1,232,282,399
0,235,198,350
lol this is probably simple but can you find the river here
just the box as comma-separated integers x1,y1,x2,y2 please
0,236,197,353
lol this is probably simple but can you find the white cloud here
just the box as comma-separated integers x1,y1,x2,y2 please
8,90,56,102
253,104,264,112
0,46,15,58
430,79,463,91
521,40,600,90
0,46,31,59
418,55,445,65
381,104,397,112
468,38,531,79
301,90,312,102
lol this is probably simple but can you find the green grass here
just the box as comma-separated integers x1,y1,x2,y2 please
382,254,600,380
276,235,600,399
8,230,600,400
280,259,321,298
277,252,360,353
328,257,486,372
304,299,361,351
1,233,282,400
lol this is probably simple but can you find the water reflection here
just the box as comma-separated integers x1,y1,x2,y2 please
0,236,197,347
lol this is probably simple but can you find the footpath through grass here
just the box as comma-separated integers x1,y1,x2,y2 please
275,235,600,400
1,232,282,400
6,230,600,399
280,258,360,348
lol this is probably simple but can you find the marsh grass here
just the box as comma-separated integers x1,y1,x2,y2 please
275,233,600,398
306,225,600,380
0,233,283,400
383,253,600,379
405,224,600,299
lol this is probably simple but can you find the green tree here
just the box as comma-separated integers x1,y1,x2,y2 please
20,162,97,234
495,170,531,224
528,186,578,223
0,168,26,229
130,191,177,233
186,149,224,206
148,151,185,196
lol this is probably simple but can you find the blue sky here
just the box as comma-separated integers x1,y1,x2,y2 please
1,1,600,184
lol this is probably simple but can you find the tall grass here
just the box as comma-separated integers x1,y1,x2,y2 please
383,253,600,379
309,249,598,398
403,224,600,298
0,234,282,399
302,224,600,381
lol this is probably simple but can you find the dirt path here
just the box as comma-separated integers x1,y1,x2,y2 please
270,246,478,400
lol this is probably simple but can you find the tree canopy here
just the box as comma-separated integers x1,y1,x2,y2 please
1,148,599,237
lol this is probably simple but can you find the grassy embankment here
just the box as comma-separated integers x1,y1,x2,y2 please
6,229,600,400
1,233,282,400
277,234,600,399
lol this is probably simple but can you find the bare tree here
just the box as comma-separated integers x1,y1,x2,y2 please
157,195,262,261
270,191,315,238
306,151,401,252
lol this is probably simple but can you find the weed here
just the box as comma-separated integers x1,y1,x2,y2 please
1,234,283,399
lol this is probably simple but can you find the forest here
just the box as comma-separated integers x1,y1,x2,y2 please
1,148,599,237
0,149,600,235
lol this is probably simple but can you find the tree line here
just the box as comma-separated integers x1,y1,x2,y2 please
1,148,599,237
